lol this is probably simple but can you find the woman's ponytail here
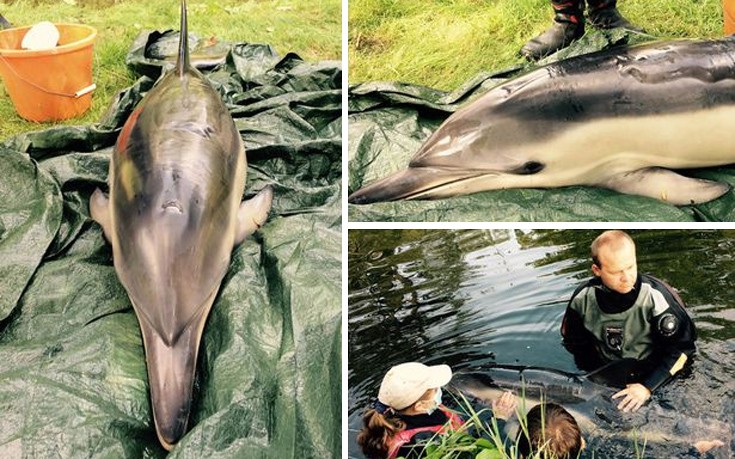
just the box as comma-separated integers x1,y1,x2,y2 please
357,408,406,459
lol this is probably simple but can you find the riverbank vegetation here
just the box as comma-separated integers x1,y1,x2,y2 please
349,0,723,90
0,0,340,138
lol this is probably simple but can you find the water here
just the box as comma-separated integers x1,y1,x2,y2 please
348,229,735,459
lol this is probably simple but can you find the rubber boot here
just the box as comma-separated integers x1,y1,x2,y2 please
520,1,586,62
587,0,644,32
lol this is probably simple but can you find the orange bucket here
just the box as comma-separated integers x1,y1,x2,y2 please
725,0,735,35
0,23,96,122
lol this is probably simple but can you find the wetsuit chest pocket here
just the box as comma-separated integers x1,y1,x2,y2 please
600,320,625,357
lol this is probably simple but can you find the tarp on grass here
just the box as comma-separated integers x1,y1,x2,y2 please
347,29,735,222
0,31,341,458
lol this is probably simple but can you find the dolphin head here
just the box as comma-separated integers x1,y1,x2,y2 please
111,194,235,449
348,103,550,204
347,155,546,204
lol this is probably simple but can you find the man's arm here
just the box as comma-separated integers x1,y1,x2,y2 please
641,276,697,392
612,276,695,412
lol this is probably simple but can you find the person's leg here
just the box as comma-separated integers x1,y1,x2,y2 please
586,0,643,31
520,0,585,61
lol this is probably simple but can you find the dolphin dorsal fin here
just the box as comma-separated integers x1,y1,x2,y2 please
176,0,189,76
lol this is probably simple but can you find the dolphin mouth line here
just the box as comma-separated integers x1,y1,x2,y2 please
402,169,500,200
129,280,221,347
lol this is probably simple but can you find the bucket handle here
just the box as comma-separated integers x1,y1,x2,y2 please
0,54,96,98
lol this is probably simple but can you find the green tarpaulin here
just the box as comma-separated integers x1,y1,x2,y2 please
0,31,341,458
348,29,735,222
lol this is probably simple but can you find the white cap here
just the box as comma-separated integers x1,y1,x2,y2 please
378,362,452,411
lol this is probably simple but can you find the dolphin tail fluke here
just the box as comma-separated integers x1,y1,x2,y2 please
139,311,207,451
177,0,189,76
90,188,112,241
602,167,731,205
235,185,273,245
348,168,478,204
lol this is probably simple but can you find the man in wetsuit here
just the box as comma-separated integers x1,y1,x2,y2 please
561,230,696,413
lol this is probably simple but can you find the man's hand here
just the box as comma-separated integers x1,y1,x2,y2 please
612,383,650,412
491,390,517,420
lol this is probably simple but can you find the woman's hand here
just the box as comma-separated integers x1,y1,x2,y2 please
491,390,517,420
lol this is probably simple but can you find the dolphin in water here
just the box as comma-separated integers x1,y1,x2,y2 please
450,364,732,457
90,0,272,450
450,363,630,436
348,38,735,205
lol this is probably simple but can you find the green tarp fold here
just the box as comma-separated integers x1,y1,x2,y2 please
0,30,340,458
348,29,735,222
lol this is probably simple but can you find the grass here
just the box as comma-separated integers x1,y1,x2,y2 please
0,0,341,139
349,0,724,90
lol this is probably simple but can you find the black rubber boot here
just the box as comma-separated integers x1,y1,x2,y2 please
520,1,585,62
587,0,644,32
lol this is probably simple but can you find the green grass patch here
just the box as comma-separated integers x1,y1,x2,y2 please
0,0,341,139
349,0,724,90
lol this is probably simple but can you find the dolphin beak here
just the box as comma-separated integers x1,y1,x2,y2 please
133,289,217,450
348,167,486,204
141,320,199,450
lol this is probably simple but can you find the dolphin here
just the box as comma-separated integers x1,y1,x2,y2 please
89,0,273,450
450,365,732,457
449,364,614,434
348,38,735,205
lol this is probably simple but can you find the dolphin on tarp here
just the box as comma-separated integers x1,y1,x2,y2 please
89,0,272,450
348,38,735,206
450,364,732,458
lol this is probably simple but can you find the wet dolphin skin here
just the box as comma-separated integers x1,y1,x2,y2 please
90,0,273,450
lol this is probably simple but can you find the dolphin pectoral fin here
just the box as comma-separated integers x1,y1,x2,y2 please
90,188,113,241
139,312,205,451
235,185,273,245
601,168,731,205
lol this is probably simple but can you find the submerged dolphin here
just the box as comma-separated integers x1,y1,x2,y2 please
451,364,613,406
90,0,272,450
348,38,735,205
450,365,732,457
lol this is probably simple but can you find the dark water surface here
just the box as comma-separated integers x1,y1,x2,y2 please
348,230,735,459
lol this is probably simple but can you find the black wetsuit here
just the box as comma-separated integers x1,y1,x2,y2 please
561,274,696,392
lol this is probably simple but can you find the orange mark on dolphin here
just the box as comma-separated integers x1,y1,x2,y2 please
116,107,143,154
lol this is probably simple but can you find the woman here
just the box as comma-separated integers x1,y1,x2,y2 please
516,403,584,459
357,362,517,459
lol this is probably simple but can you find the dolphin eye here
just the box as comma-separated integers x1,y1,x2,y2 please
514,161,544,175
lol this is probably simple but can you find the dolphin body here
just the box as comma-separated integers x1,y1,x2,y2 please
451,365,732,457
90,0,272,450
451,365,613,406
450,364,613,434
348,38,735,205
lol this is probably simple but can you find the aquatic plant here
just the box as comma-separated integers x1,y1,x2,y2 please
396,391,647,459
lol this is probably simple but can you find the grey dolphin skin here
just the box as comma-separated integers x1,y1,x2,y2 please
90,0,273,450
348,38,735,205
451,365,732,456
450,364,614,415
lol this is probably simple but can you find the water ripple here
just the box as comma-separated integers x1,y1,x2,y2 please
348,230,735,458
